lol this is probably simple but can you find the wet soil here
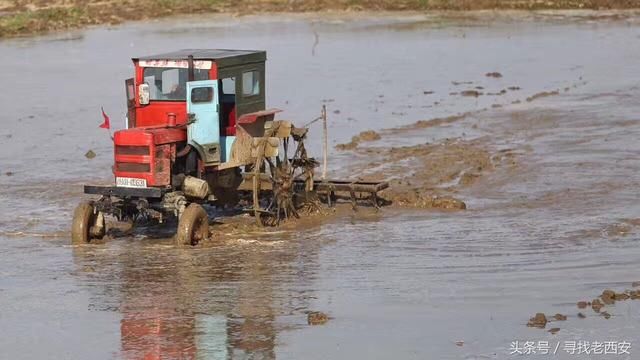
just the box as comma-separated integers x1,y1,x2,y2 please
527,313,548,328
334,129,381,150
528,283,640,334
307,311,329,326
334,105,526,209
346,138,496,209
526,90,561,102
486,72,504,78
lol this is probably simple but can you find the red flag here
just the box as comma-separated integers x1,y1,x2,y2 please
99,107,111,129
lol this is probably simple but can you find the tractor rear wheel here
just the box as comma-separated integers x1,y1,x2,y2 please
175,203,209,246
71,202,105,245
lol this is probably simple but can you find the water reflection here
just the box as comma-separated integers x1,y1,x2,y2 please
71,231,319,359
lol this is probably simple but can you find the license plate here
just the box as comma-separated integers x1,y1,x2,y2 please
116,177,147,188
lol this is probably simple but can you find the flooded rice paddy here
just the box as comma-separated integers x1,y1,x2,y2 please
1,11,640,359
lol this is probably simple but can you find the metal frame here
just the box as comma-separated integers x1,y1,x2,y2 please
84,185,164,198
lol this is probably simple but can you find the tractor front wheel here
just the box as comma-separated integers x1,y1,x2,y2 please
175,203,209,246
71,202,105,245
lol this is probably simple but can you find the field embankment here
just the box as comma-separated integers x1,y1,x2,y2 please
1,0,640,38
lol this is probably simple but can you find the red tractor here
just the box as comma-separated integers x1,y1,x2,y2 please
72,49,387,246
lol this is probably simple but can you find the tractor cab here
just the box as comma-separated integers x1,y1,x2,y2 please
117,49,278,188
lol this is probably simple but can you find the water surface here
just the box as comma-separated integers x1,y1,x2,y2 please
1,11,640,359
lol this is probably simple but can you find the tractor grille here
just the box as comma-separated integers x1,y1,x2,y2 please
116,145,149,156
115,162,150,173
112,142,170,185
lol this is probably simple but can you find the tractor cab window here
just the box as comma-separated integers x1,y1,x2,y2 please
222,77,236,95
143,67,208,101
191,87,213,103
242,71,260,97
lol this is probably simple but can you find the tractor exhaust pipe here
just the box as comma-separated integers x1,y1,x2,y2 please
188,55,195,82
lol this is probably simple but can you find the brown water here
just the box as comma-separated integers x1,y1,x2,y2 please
1,11,640,359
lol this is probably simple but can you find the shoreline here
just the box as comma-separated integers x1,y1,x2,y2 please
2,0,640,38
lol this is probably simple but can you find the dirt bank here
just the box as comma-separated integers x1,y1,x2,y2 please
2,0,640,38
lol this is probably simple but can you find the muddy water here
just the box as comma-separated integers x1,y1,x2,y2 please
2,11,640,359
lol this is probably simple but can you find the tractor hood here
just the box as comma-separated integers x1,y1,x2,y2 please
114,127,187,146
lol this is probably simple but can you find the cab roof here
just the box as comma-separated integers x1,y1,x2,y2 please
133,49,266,68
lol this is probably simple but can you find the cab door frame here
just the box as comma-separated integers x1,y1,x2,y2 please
186,80,221,165
125,78,136,128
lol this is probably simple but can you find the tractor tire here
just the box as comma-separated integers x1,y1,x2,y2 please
176,203,209,246
71,202,105,245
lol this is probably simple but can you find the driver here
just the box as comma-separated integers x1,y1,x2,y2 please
168,83,186,99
